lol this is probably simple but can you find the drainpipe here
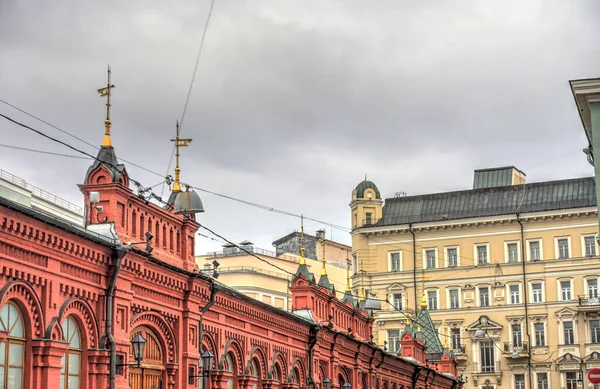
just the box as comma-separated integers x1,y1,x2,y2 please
307,324,320,389
198,279,218,362
516,214,533,389
409,224,417,318
107,243,131,389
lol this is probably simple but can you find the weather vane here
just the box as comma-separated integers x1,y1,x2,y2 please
97,65,115,147
171,121,192,192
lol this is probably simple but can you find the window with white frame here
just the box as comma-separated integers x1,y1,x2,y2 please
479,286,490,307
446,247,458,267
534,323,545,346
514,374,525,389
588,278,599,299
392,293,403,311
584,235,597,257
511,324,523,346
425,249,437,269
560,280,572,301
528,240,542,261
450,328,461,351
427,290,438,310
480,341,495,372
566,371,578,389
352,253,358,275
506,242,519,263
449,289,460,309
536,372,548,389
532,282,543,303
509,285,520,304
388,330,401,353
591,319,600,343
476,244,489,265
389,251,401,272
556,237,570,259
563,321,575,345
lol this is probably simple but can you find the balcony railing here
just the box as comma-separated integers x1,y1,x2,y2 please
579,294,600,306
353,217,381,229
201,266,293,281
471,362,502,374
452,345,466,355
503,342,529,354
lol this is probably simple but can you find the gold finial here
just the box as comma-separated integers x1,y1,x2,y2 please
171,120,192,193
345,252,351,292
299,215,306,266
443,327,448,348
97,65,115,147
320,236,327,276
360,286,366,301
420,292,427,309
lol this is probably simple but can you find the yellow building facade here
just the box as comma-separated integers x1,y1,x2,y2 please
351,167,600,389
196,239,350,311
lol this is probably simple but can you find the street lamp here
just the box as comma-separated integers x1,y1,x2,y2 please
116,334,146,373
189,350,214,387
342,382,352,389
323,378,332,389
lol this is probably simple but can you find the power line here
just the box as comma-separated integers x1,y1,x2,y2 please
0,143,91,160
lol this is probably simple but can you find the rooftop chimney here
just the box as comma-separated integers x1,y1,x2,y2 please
315,229,326,239
473,166,526,189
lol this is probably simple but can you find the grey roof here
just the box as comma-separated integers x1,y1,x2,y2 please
85,146,125,183
378,177,595,226
355,180,381,199
473,166,524,189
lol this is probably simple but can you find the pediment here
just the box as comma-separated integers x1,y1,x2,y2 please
555,307,578,318
584,351,600,363
556,353,582,364
466,315,503,331
387,283,407,291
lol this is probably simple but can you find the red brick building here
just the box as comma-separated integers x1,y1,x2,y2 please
0,138,460,389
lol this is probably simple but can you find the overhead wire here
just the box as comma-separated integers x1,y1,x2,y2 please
0,143,91,160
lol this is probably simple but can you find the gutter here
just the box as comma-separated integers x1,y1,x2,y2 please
409,224,417,318
307,324,320,389
107,244,130,389
199,279,218,360
516,214,533,389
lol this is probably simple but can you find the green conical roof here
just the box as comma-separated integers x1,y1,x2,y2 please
340,291,356,307
410,308,444,353
294,264,314,284
318,274,334,292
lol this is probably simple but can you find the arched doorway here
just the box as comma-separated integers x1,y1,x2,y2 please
129,326,164,389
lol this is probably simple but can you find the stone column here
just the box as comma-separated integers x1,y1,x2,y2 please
30,339,68,389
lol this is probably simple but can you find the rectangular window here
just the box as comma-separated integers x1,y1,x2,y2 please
561,280,572,301
451,328,461,351
591,319,600,343
477,245,488,265
427,291,438,310
449,289,460,309
447,248,458,267
392,293,403,311
507,243,519,263
388,330,401,353
426,250,436,269
532,283,543,303
566,372,578,389
189,366,196,385
589,279,598,298
390,252,401,271
512,324,523,346
365,213,373,226
585,236,597,256
534,323,545,346
510,285,520,304
480,341,495,372
479,287,490,307
352,254,358,276
537,373,548,389
564,321,574,345
558,238,570,259
514,374,525,389
530,240,541,261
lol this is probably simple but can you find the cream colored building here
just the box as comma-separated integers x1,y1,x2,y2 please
351,167,600,389
196,237,350,311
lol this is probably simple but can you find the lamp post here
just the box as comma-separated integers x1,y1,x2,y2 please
116,334,146,373
201,350,214,389
342,382,352,389
323,377,332,389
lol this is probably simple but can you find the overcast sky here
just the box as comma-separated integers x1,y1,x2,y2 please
1,0,599,254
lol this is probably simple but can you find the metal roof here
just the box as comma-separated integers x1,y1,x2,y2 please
355,180,381,199
378,177,595,226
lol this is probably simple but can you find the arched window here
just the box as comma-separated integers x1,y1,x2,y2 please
0,302,25,388
291,368,300,385
155,222,160,247
250,358,259,389
169,229,174,251
162,225,167,248
176,231,181,253
132,211,137,236
225,353,237,389
61,317,81,388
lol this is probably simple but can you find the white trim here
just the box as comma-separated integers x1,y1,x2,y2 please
422,247,438,270
581,233,598,257
535,371,551,389
425,288,440,310
531,320,547,347
366,222,598,245
444,245,460,268
390,292,403,312
556,278,574,302
388,250,403,272
446,287,461,310
585,276,599,298
511,371,527,389
504,240,521,263
554,236,572,260
507,283,522,305
586,316,600,344
559,318,577,345
526,238,543,262
476,284,491,308
474,243,490,266
529,280,545,304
